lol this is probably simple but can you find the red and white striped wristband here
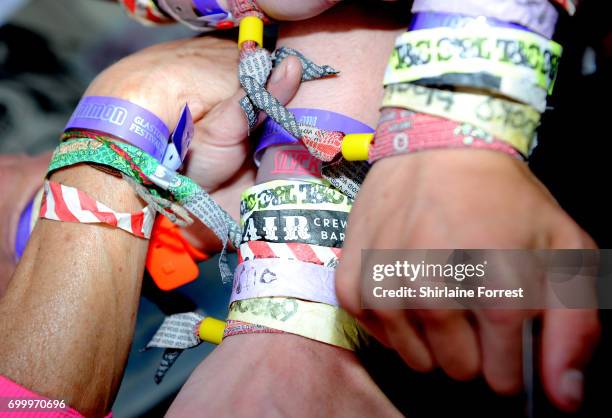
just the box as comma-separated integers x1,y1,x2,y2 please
40,181,155,239
238,241,341,268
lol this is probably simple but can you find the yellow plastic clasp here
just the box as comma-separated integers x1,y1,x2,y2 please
341,133,374,161
238,16,264,48
199,317,226,345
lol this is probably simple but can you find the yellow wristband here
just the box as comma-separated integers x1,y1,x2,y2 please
227,297,362,350
384,27,563,111
382,83,540,156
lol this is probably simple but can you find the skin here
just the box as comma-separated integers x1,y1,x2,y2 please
1,0,598,415
0,36,302,417
167,4,405,417
214,0,601,411
336,103,601,410
218,0,340,21
0,152,52,295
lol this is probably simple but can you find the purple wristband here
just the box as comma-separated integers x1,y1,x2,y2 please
14,197,34,261
65,96,169,162
193,0,227,17
64,96,193,171
409,11,532,32
255,108,374,164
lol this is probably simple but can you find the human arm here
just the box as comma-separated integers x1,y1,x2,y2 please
0,35,301,416
167,4,407,417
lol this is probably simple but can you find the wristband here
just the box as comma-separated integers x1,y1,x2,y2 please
240,179,352,220
14,187,43,261
409,11,533,33
320,160,370,201
157,0,238,31
48,138,241,281
231,258,338,306
382,83,540,156
223,319,286,338
39,181,155,239
238,241,341,268
256,144,323,183
551,0,578,15
255,108,374,164
384,28,563,111
119,0,174,25
241,209,347,248
368,108,522,162
411,0,559,39
64,96,193,171
227,297,361,350
229,0,267,20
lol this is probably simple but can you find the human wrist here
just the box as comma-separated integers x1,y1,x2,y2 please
222,332,356,373
375,147,527,180
49,165,145,214
277,3,405,127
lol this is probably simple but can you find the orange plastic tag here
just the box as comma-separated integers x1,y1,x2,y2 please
146,216,209,291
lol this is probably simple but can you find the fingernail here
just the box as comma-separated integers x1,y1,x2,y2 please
270,60,288,84
560,369,584,407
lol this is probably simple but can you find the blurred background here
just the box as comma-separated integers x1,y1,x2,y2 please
0,0,611,417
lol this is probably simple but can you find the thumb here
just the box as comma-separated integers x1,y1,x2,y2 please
256,0,337,20
541,309,600,412
184,55,302,189
198,55,303,148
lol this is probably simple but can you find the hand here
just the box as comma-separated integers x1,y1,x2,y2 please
255,0,338,20
253,0,398,21
166,334,402,418
336,150,601,412
85,36,303,249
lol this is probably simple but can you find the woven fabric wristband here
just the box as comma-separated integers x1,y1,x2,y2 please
48,137,241,282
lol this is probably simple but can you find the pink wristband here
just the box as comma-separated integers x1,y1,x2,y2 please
369,108,522,163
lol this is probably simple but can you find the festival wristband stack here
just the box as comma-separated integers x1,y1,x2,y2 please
359,0,572,164
64,96,214,290
47,136,241,282
223,109,368,350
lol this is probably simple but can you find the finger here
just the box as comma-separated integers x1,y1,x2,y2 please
256,0,337,20
541,309,600,412
188,56,303,186
477,310,525,395
419,310,481,381
336,209,368,317
378,310,435,373
550,214,597,250
199,55,303,148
